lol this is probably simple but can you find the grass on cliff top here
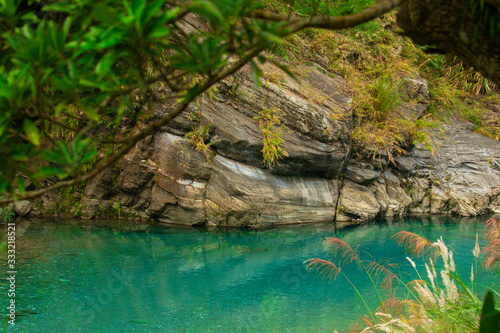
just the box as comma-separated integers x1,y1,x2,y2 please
262,0,500,157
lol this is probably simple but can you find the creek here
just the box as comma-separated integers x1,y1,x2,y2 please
2,216,497,332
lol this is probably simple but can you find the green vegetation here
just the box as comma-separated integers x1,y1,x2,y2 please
259,4,500,158
0,197,14,223
0,0,498,205
1,0,319,203
306,218,500,332
254,107,288,167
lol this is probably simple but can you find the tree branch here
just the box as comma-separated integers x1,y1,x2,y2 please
0,44,270,205
253,0,406,32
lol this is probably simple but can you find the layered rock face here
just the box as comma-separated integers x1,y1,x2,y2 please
76,63,500,227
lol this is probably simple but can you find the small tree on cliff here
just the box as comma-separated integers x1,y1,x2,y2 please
0,0,498,204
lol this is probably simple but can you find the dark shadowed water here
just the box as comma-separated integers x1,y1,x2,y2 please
1,215,498,332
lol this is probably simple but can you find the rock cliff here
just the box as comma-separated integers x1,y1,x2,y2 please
53,59,499,228
23,58,500,227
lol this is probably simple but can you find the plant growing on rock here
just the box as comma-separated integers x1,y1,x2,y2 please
186,110,213,162
254,107,288,167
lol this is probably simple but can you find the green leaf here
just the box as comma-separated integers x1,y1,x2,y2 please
9,152,28,162
92,4,121,25
480,290,500,333
149,26,170,39
35,166,66,179
260,31,282,44
80,105,100,121
0,116,12,137
0,177,9,194
15,177,26,195
95,52,117,75
23,119,40,146
132,0,146,17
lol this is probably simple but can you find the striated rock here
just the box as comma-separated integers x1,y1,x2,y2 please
80,198,100,219
68,54,500,225
205,155,339,226
339,171,412,222
141,132,340,227
146,132,210,226
202,64,352,178
408,177,431,213
84,166,116,199
337,180,380,221
118,158,157,194
429,185,448,215
346,164,380,185
490,195,500,213
381,171,413,217
414,122,500,216
14,200,32,216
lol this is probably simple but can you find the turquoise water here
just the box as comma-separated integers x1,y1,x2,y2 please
1,216,498,332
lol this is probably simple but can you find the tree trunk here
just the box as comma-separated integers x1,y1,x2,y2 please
397,0,500,85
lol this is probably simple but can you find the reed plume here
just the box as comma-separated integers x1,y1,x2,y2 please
324,237,361,267
392,231,434,257
365,259,398,292
304,258,341,282
483,218,500,269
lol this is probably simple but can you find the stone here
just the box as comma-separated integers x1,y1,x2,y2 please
80,198,101,219
393,156,416,177
400,76,430,102
414,123,500,216
84,166,116,199
490,195,500,213
66,45,500,224
14,200,32,216
337,180,380,221
430,186,448,215
147,132,210,226
346,164,380,185
118,158,157,194
383,172,413,217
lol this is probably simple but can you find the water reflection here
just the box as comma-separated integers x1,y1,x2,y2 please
0,215,497,332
